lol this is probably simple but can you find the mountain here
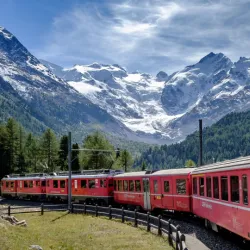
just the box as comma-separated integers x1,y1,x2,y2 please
134,110,250,169
2,25,250,146
40,59,174,140
0,26,145,143
42,52,250,144
160,52,250,141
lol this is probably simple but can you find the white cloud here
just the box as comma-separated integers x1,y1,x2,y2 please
36,0,250,74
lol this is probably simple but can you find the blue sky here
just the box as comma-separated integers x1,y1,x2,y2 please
1,0,250,75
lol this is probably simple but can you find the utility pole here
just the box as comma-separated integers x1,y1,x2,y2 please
68,132,72,211
199,119,203,167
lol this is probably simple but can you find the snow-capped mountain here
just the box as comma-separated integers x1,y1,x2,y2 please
2,25,250,145
40,59,175,138
42,51,250,144
0,26,140,141
161,52,250,140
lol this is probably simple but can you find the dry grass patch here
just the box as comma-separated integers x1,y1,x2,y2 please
0,212,173,250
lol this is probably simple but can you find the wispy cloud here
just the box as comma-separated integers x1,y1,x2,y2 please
36,0,250,74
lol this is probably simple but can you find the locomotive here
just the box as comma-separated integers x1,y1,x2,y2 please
1,155,250,240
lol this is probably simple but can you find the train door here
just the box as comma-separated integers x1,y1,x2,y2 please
161,177,174,210
143,178,151,210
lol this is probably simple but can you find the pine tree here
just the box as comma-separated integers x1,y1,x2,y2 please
58,135,68,171
25,133,38,172
0,125,10,178
72,143,80,171
141,161,146,171
17,125,26,173
40,129,58,172
5,118,19,172
81,131,115,169
119,150,133,172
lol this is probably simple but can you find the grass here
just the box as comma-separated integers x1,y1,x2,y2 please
0,212,173,250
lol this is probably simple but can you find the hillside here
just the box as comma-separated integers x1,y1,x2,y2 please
134,110,250,169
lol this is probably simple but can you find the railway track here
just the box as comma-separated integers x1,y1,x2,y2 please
161,211,249,250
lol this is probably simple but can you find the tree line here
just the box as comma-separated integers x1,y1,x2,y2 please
134,111,250,170
0,118,133,178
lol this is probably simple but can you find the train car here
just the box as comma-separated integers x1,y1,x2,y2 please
46,173,68,201
0,174,18,198
16,173,47,200
113,171,147,210
191,156,250,240
71,169,122,205
150,168,194,212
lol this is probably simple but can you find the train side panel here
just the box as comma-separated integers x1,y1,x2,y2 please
192,167,250,240
113,172,146,209
1,179,17,197
72,176,114,205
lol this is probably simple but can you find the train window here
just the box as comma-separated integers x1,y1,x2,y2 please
213,177,219,199
53,180,58,188
29,181,33,188
6,182,9,188
100,180,104,188
135,180,141,192
124,180,128,191
89,180,96,189
242,175,248,205
193,178,197,195
114,180,117,190
81,180,87,188
221,176,228,201
47,180,50,187
176,179,186,194
230,176,239,203
60,180,66,188
24,181,28,188
199,178,204,196
118,180,122,191
154,180,158,193
41,181,46,187
164,181,170,193
10,182,14,188
36,181,40,187
20,181,22,188
129,180,135,192
206,177,212,197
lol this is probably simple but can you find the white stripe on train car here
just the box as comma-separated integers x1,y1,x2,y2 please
193,195,250,212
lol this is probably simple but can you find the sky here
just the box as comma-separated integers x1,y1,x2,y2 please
0,0,250,75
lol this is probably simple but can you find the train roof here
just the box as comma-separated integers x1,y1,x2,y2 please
114,171,147,177
151,168,195,176
192,155,250,174
1,173,48,181
114,170,158,178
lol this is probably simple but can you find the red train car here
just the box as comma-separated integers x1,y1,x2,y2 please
0,175,18,198
71,170,117,205
46,174,68,201
191,156,250,240
113,171,146,209
150,168,194,212
16,174,47,200
46,169,123,204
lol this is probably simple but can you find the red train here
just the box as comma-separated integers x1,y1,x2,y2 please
1,156,250,240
